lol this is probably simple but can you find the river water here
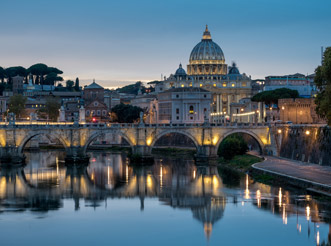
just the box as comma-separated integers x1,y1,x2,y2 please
0,150,330,246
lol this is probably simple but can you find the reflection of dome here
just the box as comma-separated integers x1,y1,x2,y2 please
175,63,187,76
189,25,225,62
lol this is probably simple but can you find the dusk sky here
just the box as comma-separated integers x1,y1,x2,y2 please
1,0,331,88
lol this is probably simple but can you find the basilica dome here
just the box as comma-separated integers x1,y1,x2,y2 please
189,25,225,63
175,63,187,76
187,26,227,76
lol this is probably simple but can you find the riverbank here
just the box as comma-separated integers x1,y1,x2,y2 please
251,156,331,196
218,154,263,172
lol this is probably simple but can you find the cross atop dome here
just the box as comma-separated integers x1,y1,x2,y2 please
202,25,211,40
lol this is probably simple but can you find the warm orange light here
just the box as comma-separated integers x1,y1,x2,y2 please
278,129,282,134
305,130,310,135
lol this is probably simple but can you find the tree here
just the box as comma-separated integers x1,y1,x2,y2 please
38,97,61,121
8,94,27,118
252,88,299,107
117,81,145,95
0,66,6,83
44,72,63,86
218,134,248,160
74,77,80,91
111,103,143,123
27,63,48,87
314,47,331,125
66,80,74,90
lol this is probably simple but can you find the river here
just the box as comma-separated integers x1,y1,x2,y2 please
0,150,330,246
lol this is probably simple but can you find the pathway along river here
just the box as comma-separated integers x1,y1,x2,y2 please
0,150,330,246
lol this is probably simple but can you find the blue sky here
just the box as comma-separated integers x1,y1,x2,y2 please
1,0,330,88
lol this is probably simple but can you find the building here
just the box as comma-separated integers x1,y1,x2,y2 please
278,98,326,124
84,81,109,122
157,87,211,124
104,89,120,110
265,73,313,98
12,75,24,94
155,26,254,121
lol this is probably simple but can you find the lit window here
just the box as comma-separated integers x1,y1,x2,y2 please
200,84,203,87
189,105,194,114
181,84,184,87
232,83,235,87
223,83,226,87
189,83,192,87
213,83,216,87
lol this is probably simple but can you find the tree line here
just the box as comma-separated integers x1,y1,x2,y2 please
0,63,80,93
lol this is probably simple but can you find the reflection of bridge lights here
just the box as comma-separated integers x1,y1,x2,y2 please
317,231,320,245
160,166,163,188
282,205,287,225
193,170,196,179
91,173,94,181
306,206,310,221
91,158,96,162
147,175,152,188
256,190,261,208
244,174,250,199
278,188,282,207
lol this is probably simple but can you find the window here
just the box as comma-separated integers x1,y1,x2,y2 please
181,84,184,88
231,83,235,87
204,94,207,98
176,116,179,120
176,94,179,98
94,102,98,106
97,110,101,116
223,83,226,87
176,108,179,114
213,83,216,87
102,110,107,116
189,105,194,114
204,108,207,112
200,84,203,87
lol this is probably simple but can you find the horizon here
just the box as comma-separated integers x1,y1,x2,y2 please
1,0,330,88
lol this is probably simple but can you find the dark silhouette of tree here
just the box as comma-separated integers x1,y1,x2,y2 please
111,103,143,123
8,94,27,118
252,88,299,107
27,63,48,89
66,80,74,91
74,77,80,91
0,66,5,83
44,72,63,86
37,97,61,121
314,47,331,125
218,134,248,160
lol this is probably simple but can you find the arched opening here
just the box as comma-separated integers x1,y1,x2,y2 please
217,131,263,160
151,132,198,156
84,131,133,153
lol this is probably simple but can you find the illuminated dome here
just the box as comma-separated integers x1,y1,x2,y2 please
187,26,227,76
189,25,225,62
175,63,187,76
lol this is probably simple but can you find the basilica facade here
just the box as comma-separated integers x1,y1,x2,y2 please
155,26,262,123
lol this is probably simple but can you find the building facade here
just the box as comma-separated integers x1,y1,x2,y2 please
157,87,211,124
155,26,254,122
278,98,326,124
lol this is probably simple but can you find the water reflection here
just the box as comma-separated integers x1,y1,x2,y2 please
0,150,330,245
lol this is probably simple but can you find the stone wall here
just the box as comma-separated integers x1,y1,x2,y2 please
279,125,331,166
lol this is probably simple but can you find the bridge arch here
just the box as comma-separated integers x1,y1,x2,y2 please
215,129,265,154
83,129,134,154
150,130,200,150
18,132,69,154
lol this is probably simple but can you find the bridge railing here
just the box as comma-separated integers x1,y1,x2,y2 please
0,121,273,128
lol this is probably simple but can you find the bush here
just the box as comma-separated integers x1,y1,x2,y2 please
218,134,248,160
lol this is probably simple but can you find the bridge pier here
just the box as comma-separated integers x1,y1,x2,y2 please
65,146,89,165
130,145,154,165
195,145,218,165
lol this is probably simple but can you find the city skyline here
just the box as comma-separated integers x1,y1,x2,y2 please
1,0,331,88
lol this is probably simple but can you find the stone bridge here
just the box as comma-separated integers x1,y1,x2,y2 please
0,122,278,164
